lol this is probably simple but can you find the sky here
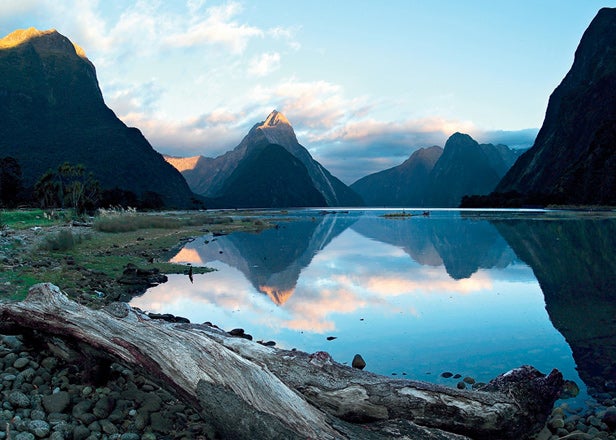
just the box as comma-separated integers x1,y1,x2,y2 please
1,1,615,184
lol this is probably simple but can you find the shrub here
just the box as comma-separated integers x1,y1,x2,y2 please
41,229,79,251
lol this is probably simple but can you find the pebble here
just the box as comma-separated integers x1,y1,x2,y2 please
0,332,215,439
352,354,366,370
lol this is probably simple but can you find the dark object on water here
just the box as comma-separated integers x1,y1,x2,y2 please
188,265,193,283
352,354,366,370
229,328,245,336
326,336,337,341
457,381,466,389
441,372,453,378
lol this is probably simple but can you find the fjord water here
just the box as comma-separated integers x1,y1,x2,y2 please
131,209,616,407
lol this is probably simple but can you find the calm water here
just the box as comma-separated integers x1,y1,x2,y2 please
131,209,616,408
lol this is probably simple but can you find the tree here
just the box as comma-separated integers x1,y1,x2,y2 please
0,156,23,207
34,163,100,214
34,170,61,209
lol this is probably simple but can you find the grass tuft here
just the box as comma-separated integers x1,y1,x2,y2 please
40,229,81,251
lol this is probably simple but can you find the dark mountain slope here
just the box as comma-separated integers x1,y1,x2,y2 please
205,142,326,208
496,8,616,205
0,28,195,208
425,133,502,207
350,146,443,206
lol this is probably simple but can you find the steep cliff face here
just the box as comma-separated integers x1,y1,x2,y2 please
497,8,616,205
350,146,443,206
170,111,362,207
0,28,195,208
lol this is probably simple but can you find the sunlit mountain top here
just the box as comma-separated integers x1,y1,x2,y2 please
259,285,294,306
0,27,88,60
261,110,290,128
164,155,202,172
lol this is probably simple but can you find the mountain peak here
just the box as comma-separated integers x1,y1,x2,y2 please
0,27,88,60
254,110,298,146
262,110,290,127
445,132,477,148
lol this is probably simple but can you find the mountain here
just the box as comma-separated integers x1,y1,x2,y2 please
351,214,515,280
205,142,326,208
167,110,362,208
493,216,616,398
0,28,195,208
496,8,616,205
424,133,515,207
350,146,443,206
170,213,357,305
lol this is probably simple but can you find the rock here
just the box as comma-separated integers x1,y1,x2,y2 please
14,433,35,440
117,264,167,288
27,419,50,438
99,419,118,434
463,376,476,385
93,396,115,418
104,302,131,318
150,411,172,432
8,390,31,408
72,399,93,417
549,417,565,430
140,394,162,413
30,410,45,421
228,328,245,336
1,335,23,350
602,407,616,429
120,433,141,440
72,425,91,440
13,357,30,369
42,391,70,413
76,412,97,425
351,354,366,370
456,381,466,389
561,380,580,399
440,372,453,378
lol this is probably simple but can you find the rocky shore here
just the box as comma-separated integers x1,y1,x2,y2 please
0,333,215,440
2,215,616,439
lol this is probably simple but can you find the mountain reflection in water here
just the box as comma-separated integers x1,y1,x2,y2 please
131,209,616,406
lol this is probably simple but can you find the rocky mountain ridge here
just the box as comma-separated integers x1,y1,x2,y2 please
352,133,522,207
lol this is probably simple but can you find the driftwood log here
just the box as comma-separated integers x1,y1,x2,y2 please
0,283,564,439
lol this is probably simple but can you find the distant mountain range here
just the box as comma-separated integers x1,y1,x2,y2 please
350,146,443,207
166,111,362,208
3,6,614,210
351,133,522,207
488,7,616,206
0,28,195,208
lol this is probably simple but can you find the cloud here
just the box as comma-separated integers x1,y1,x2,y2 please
248,52,281,77
106,80,164,116
163,2,262,54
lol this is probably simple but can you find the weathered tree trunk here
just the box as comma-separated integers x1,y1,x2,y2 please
0,283,563,439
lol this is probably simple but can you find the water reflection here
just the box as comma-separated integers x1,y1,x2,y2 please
131,209,616,406
493,213,616,398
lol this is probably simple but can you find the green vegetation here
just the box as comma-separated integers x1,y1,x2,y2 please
0,208,69,229
0,209,271,303
93,209,233,233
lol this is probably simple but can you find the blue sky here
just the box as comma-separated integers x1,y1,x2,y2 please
1,1,614,183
